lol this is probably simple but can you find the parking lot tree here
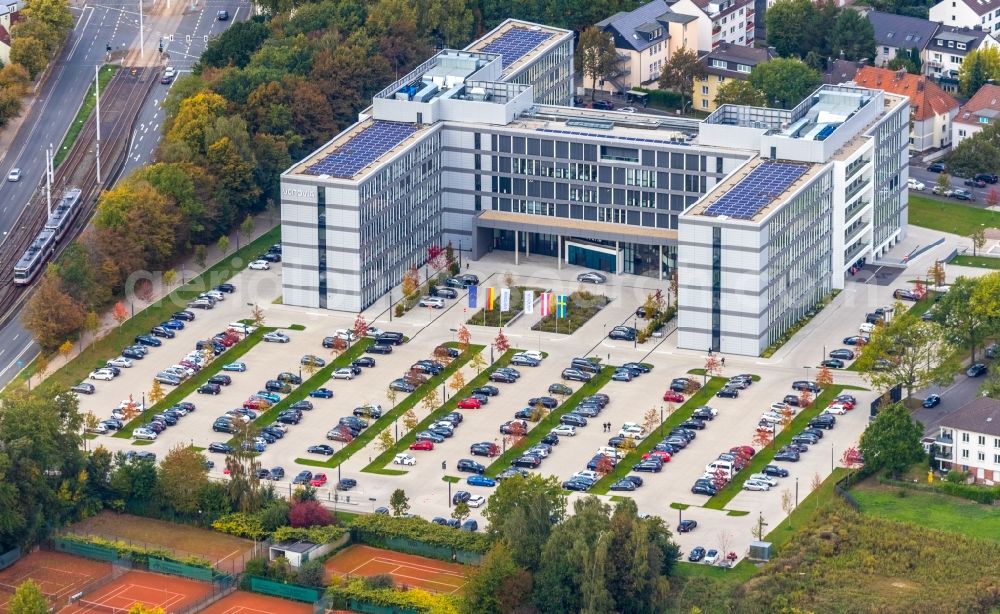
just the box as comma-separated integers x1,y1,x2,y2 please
856,308,956,398
58,339,73,362
703,355,721,383
927,261,947,287
9,579,48,614
389,488,410,516
494,329,510,354
385,387,399,410
712,468,729,491
470,350,487,374
352,313,368,340
753,428,773,450
457,325,471,352
120,396,141,422
434,345,454,364
859,402,925,479
402,266,419,298
987,187,1000,208
249,304,265,328
797,388,813,409
421,388,439,414
288,499,333,528
841,445,864,469
375,429,395,453
452,500,471,524
816,365,834,388
935,276,991,361
163,269,177,287
226,422,264,513
751,512,768,541
595,455,614,477
530,401,549,422
158,445,209,517
642,407,659,435
781,489,795,525
200,344,214,366
402,408,418,430
810,473,823,507
683,379,702,394
576,27,617,102
641,294,657,320
328,336,347,358
21,273,86,352
83,411,100,434
239,214,254,244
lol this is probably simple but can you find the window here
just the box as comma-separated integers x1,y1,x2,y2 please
978,452,986,461
958,42,966,49
959,129,967,136
711,59,727,68
995,438,1000,448
995,454,1000,464
961,449,970,458
702,86,709,95
883,46,889,53
979,435,987,445
719,76,726,82
981,116,990,124
702,99,709,108
962,432,970,442
736,63,751,73
948,41,954,47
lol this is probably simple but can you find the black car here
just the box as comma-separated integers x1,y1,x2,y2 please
197,383,221,395
609,479,637,492
561,368,592,382
208,374,232,386
71,383,96,394
928,162,945,172
367,344,394,355
792,380,821,393
472,386,499,399
490,372,517,383
774,450,801,462
762,464,789,478
375,333,405,346
632,460,663,473
540,432,559,446
688,546,706,562
783,394,801,406
470,442,499,457
452,490,471,505
679,419,706,430
208,442,233,454
560,413,587,427
457,459,485,474
716,386,739,398
677,519,698,533
389,379,415,392
277,372,303,384
431,286,458,299
512,455,542,469
153,413,177,426
792,434,819,446
265,380,292,394
308,444,335,455
691,484,717,496
592,99,615,110
829,349,854,360
290,400,314,411
801,427,824,439
150,326,175,339
172,310,196,321
292,471,312,485
276,413,301,425
121,347,145,360
101,418,124,431
261,426,285,439
622,362,651,373
337,478,357,491
968,363,988,377
820,359,844,369
445,411,464,425
352,357,376,368
528,396,558,409
135,335,162,347
692,407,715,421
609,329,636,341
669,378,690,392
261,252,281,262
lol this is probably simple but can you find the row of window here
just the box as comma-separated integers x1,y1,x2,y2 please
959,449,1000,464
958,432,1000,447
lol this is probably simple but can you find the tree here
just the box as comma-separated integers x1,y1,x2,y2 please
765,0,820,58
816,365,834,388
329,336,347,357
250,304,265,328
288,499,333,527
753,428,773,450
84,311,99,349
119,396,141,422
987,187,1000,208
386,387,399,410
935,275,991,361
226,422,264,513
576,27,617,100
163,269,177,287
194,245,207,268
112,301,128,328
712,467,729,491
58,340,74,362
457,325,471,352
642,407,660,436
751,512,768,541
970,227,987,257
389,488,410,516
828,9,876,62
402,408,418,431
240,214,255,244
493,329,510,354
158,445,209,516
452,500,471,524
841,446,864,468
855,305,956,397
21,272,86,351
714,79,767,108
470,351,487,374
9,36,48,79
375,428,395,453
703,355,721,382
797,388,813,409
461,544,531,614
484,474,567,571
148,379,165,405
859,402,925,478
959,47,1000,97
449,370,466,396
749,59,822,109
402,266,419,298
927,261,947,288
937,172,952,194
353,313,368,340
659,48,704,112
217,235,230,255
781,489,795,526
9,579,48,614
595,455,615,477
421,388,439,413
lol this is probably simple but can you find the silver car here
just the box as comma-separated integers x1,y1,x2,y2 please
576,271,607,284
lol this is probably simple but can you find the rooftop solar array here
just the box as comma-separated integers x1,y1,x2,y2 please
305,121,417,178
537,128,688,145
704,162,809,220
480,27,553,69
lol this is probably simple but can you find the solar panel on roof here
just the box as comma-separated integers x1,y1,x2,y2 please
481,27,553,69
304,121,417,179
704,163,808,220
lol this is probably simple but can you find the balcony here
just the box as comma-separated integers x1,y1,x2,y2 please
844,241,868,263
845,181,869,202
845,157,870,181
844,199,869,224
844,221,869,245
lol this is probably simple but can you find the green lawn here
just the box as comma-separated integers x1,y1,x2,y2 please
295,343,474,469
851,481,1000,543
27,227,281,397
485,366,615,477
704,384,849,509
908,194,1000,236
114,327,274,438
362,346,504,473
55,65,118,167
590,377,727,494
467,288,545,327
951,255,1000,269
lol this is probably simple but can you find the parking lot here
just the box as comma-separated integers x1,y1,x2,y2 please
80,246,937,560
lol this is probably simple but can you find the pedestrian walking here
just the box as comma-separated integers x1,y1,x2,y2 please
721,357,726,367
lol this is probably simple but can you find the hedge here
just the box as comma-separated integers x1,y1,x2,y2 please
637,304,677,344
326,578,460,614
878,476,1000,504
58,533,213,568
272,525,347,544
212,512,267,540
349,515,491,553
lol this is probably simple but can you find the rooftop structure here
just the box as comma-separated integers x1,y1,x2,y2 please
698,160,811,221
867,11,939,54
465,20,570,78
295,120,426,180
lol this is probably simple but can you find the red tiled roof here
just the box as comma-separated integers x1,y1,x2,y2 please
955,83,1000,126
853,66,958,121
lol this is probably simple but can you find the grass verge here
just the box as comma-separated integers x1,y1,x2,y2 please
31,227,281,397
590,377,727,494
114,328,273,438
688,369,760,381
531,292,610,334
704,384,847,509
54,65,118,168
361,346,504,474
909,193,1000,236
485,366,616,477
295,344,476,469
951,254,1000,269
236,340,372,447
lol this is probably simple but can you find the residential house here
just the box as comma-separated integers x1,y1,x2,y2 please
693,42,775,111
853,65,959,150
595,0,699,93
824,59,864,84
953,83,1000,143
929,0,1000,33
670,0,755,52
867,11,939,67
0,1,22,66
922,26,999,93
933,397,1000,484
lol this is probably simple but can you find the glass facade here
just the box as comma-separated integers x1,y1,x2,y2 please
508,38,573,106
872,102,909,248
490,230,672,277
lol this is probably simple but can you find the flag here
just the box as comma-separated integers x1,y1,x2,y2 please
486,287,496,311
499,288,511,312
523,290,535,314
556,294,568,319
468,285,478,309
540,293,551,316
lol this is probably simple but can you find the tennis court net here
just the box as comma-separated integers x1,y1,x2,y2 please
73,598,130,613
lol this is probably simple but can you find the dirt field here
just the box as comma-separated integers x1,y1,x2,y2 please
0,550,112,612
68,512,254,572
199,590,315,614
57,569,213,613
324,545,468,595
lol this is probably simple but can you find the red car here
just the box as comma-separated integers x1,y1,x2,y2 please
663,391,685,403
243,398,268,410
310,473,328,487
457,397,482,409
731,445,756,458
642,450,671,462
410,440,435,451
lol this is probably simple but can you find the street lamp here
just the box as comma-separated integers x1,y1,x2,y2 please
633,317,638,349
795,477,799,507
659,405,664,437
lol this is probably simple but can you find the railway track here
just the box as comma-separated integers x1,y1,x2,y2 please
0,66,159,328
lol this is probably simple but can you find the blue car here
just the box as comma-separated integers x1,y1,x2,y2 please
222,362,246,372
309,388,334,399
922,394,941,408
612,370,633,382
467,474,497,487
255,391,281,404
162,319,185,330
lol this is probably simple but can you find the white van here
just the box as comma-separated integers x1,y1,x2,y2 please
229,322,257,335
618,425,644,439
705,460,734,476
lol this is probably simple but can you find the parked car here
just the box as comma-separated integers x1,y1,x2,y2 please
223,362,247,372
561,368,592,382
677,519,698,533
576,271,607,284
928,162,945,173
968,363,988,377
922,394,942,408
716,386,739,398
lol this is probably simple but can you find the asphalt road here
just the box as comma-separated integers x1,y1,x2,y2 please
0,0,244,389
908,159,997,204
914,359,994,435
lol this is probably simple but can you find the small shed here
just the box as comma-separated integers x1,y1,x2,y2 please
747,540,773,562
269,540,326,568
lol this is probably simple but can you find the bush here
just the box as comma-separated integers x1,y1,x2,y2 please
288,500,334,528
297,559,326,588
272,525,347,544
58,534,213,569
364,574,395,589
349,514,491,553
326,578,460,614
212,512,267,539
945,470,968,484
395,304,404,318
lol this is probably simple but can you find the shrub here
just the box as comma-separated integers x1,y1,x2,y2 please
945,470,968,484
297,559,326,588
288,500,334,528
364,574,395,589
349,514,491,553
395,304,404,318
272,525,347,544
326,578,460,614
58,534,213,569
212,512,266,539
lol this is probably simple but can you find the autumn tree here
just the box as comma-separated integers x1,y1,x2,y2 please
375,428,395,453
595,455,615,477
329,336,347,357
659,48,704,112
250,304,265,328
797,389,813,410
21,272,85,351
120,396,141,422
494,329,510,354
217,235,230,255
403,408,419,431
402,266,420,298
816,365,834,389
753,428,773,450
704,355,721,381
642,407,660,436
390,488,410,516
353,313,369,340
158,445,209,516
970,227,987,257
240,214,255,245
576,27,616,101
470,351,487,374
84,311,100,349
457,325,471,352
421,388,439,413
58,340,74,362
841,446,864,468
288,500,333,527
386,387,400,409
987,187,999,208
112,301,128,328
449,370,466,396
927,261,947,288
148,379,165,405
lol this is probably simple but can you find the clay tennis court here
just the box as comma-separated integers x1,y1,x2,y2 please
57,569,213,613
198,590,314,614
0,550,111,612
324,545,467,594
